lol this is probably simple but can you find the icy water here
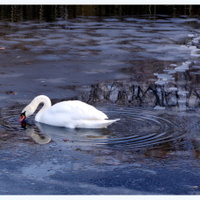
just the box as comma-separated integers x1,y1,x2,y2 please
1,15,200,194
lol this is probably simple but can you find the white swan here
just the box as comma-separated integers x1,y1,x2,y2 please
20,95,119,129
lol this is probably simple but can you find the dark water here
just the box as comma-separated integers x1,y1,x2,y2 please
1,6,200,195
1,5,200,21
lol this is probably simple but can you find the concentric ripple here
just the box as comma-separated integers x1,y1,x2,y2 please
0,105,185,150
93,106,185,149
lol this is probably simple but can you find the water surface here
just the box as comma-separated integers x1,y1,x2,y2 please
1,13,200,194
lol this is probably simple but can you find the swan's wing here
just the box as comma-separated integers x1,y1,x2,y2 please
47,100,108,121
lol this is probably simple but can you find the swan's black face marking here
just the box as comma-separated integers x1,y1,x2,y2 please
20,111,26,122
21,111,26,116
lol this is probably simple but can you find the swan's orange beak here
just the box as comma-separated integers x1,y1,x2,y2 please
20,113,26,122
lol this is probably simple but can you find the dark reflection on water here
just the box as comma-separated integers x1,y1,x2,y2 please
68,60,200,111
1,5,200,22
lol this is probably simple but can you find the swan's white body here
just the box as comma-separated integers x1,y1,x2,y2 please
21,95,119,129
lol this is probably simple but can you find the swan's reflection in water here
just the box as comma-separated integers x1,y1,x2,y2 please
22,121,109,145
23,123,52,145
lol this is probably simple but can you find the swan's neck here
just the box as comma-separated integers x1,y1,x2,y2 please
31,95,52,121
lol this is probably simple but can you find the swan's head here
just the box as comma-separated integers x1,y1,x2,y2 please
20,105,35,122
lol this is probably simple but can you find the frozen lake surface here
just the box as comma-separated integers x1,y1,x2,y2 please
1,15,200,195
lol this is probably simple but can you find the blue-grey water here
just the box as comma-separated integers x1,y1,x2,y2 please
1,14,200,195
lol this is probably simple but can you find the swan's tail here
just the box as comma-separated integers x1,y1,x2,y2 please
101,118,120,128
77,118,120,129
